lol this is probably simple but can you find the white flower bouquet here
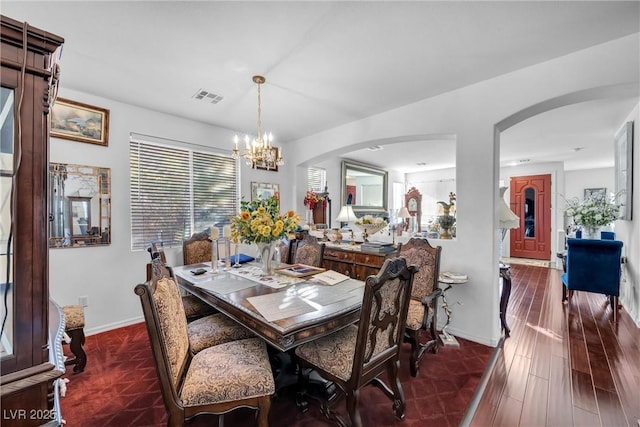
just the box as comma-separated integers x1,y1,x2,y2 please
565,193,620,227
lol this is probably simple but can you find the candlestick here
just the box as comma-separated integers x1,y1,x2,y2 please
211,239,219,273
210,226,219,241
224,238,231,270
223,225,231,239
233,242,241,268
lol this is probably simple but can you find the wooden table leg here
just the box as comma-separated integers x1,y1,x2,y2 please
499,265,512,338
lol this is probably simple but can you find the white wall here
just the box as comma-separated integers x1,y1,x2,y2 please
287,35,639,346
49,88,294,334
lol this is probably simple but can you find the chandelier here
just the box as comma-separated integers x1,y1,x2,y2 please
232,75,284,170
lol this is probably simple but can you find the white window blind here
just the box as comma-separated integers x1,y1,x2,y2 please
129,138,238,250
307,167,326,192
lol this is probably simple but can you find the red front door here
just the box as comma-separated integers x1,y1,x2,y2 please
509,174,551,260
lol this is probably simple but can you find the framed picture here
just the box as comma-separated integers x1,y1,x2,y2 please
584,187,606,199
251,182,280,201
253,147,279,171
614,121,634,220
51,98,110,146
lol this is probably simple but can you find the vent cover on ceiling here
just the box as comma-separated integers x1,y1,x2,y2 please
192,89,224,104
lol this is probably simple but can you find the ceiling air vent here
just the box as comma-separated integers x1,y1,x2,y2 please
192,89,224,104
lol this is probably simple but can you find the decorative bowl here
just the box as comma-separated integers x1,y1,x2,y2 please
354,222,388,242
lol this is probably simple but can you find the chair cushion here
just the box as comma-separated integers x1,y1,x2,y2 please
188,313,254,354
295,324,358,382
181,338,275,406
63,305,85,330
182,294,215,319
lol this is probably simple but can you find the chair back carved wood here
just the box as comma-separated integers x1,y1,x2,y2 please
296,257,416,427
292,234,324,267
183,231,212,265
398,237,442,377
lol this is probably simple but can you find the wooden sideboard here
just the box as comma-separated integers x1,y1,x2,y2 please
322,244,397,281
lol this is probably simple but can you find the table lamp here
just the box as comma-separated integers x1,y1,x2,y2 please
336,205,357,245
398,206,411,233
498,187,520,259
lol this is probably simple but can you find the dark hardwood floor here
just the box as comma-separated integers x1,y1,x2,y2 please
469,263,639,427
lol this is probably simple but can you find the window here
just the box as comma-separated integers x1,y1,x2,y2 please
129,136,238,250
307,167,326,192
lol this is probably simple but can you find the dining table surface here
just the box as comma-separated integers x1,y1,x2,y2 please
173,262,365,352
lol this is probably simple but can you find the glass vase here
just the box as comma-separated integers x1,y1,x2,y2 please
256,241,277,275
582,226,600,239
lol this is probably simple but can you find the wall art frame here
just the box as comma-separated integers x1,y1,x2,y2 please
583,187,606,199
614,121,634,220
51,98,110,146
251,181,280,201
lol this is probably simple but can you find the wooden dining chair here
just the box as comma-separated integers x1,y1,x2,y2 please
149,257,254,354
135,274,275,427
398,237,443,377
295,257,416,427
181,231,218,320
292,234,324,267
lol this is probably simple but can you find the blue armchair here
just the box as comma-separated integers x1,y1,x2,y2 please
561,238,623,321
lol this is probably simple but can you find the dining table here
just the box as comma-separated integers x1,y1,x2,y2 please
173,262,365,352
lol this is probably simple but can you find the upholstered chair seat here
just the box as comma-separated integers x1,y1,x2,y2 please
296,324,358,382
182,294,216,320
405,299,430,331
181,338,275,406
188,313,254,354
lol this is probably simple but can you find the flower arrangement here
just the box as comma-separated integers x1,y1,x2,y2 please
303,191,327,210
565,193,620,228
231,196,300,244
355,214,385,226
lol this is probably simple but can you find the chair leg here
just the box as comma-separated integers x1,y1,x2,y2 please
256,396,271,427
345,389,362,427
65,328,87,373
387,360,405,421
610,295,619,322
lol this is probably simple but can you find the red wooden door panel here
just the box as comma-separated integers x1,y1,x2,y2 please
509,174,551,260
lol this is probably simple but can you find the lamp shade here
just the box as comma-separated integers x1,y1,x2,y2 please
336,205,357,223
499,187,520,229
398,207,411,219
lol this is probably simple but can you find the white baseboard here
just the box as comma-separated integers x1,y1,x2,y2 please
84,316,144,337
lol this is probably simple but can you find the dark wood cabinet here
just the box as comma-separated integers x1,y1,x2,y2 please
322,245,396,281
1,15,64,426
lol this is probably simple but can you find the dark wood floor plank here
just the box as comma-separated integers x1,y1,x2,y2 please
571,369,598,413
519,374,548,426
473,264,639,427
503,354,531,401
493,395,523,427
547,354,574,426
573,406,602,427
595,386,629,427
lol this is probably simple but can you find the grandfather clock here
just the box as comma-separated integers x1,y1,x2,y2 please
405,187,422,232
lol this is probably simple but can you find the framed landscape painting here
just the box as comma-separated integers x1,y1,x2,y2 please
51,98,110,146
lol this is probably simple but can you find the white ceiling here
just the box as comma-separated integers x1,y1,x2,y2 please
3,1,639,172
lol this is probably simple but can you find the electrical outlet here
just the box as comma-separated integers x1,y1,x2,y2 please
79,296,89,307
